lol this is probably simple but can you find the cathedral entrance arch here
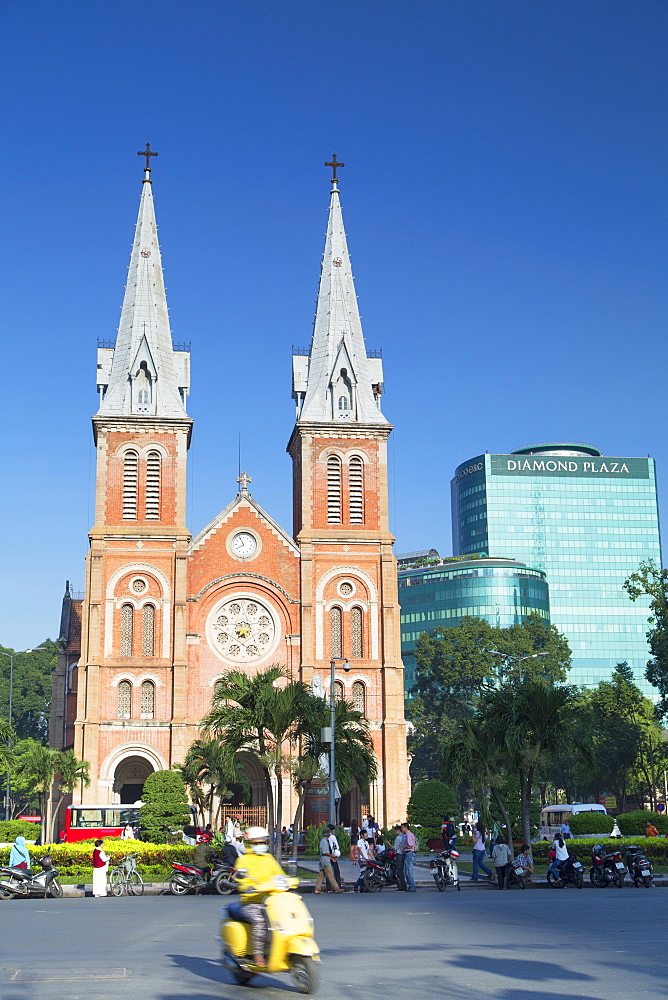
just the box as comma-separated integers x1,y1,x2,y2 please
100,743,167,804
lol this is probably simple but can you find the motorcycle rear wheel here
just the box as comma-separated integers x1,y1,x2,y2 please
363,872,383,893
434,874,446,892
48,879,63,898
169,877,191,895
546,871,565,888
642,875,652,888
0,881,17,900
575,874,584,889
589,869,607,888
215,872,236,895
290,956,319,995
612,873,624,888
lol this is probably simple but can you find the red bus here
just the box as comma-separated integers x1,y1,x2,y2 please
61,804,142,842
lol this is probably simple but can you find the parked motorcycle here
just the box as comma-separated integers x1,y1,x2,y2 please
0,856,62,899
363,848,402,892
625,845,653,888
429,847,460,892
589,844,625,888
219,873,320,993
504,857,527,890
547,854,584,888
170,856,237,895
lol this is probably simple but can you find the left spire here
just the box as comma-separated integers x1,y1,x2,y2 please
96,146,190,418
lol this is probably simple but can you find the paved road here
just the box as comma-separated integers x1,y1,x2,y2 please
1,887,665,999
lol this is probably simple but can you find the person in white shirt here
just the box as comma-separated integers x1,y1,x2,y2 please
549,837,570,882
326,823,343,889
491,837,513,888
354,830,371,891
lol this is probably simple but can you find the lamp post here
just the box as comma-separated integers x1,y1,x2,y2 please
1,647,46,821
328,657,349,825
489,650,549,682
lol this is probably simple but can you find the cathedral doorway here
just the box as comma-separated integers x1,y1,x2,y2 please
113,755,154,803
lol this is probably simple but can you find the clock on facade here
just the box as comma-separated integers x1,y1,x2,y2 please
231,531,257,558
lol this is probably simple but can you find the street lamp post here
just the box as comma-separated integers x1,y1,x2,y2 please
328,657,350,825
1,647,46,821
489,650,549,682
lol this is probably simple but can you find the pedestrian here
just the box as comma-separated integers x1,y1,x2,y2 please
492,836,513,888
441,815,456,847
400,821,418,892
561,820,572,839
646,820,660,838
375,832,386,856
349,819,360,864
326,823,343,888
92,839,109,897
364,814,379,844
548,837,569,883
471,821,494,881
314,827,343,893
9,835,30,870
393,824,407,890
121,823,134,840
517,844,535,882
354,829,371,891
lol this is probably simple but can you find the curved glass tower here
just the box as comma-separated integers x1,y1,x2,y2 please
399,556,549,698
451,443,662,696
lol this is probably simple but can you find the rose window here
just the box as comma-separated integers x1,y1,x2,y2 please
209,596,278,664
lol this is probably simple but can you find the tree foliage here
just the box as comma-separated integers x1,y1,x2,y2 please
140,770,192,843
624,560,668,716
0,641,57,741
407,780,458,827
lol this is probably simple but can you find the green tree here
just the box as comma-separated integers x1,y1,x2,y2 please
0,641,58,741
407,779,458,828
179,738,236,827
51,750,90,842
624,560,668,716
140,769,192,843
13,742,61,843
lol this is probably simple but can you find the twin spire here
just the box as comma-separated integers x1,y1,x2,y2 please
97,150,385,427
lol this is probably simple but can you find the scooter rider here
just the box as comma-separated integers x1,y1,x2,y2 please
193,833,215,879
232,826,286,967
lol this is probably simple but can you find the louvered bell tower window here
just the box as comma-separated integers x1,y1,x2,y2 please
120,604,134,656
145,451,161,519
349,457,364,524
352,681,366,715
118,680,131,720
140,680,155,719
334,680,344,702
123,451,139,519
350,606,363,658
330,606,342,658
327,455,342,523
141,604,155,656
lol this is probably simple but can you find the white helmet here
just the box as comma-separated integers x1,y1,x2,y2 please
245,826,269,843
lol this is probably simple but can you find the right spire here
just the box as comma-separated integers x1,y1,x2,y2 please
294,157,388,425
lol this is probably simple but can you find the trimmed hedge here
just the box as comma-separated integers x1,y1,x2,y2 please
0,838,196,873
568,811,614,836
530,837,668,861
616,811,668,836
0,820,41,841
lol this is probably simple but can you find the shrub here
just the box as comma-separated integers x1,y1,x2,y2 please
0,820,41,841
407,780,458,828
530,837,668,862
140,770,192,843
304,825,350,856
616,810,668,836
569,811,614,836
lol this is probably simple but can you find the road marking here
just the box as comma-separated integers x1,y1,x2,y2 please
9,968,131,982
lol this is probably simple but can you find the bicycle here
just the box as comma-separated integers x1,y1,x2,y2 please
109,853,144,896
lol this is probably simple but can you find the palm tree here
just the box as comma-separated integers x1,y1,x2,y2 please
175,756,210,828
442,717,514,848
181,737,235,826
14,743,61,844
0,718,15,777
51,750,90,842
289,697,378,864
201,666,312,859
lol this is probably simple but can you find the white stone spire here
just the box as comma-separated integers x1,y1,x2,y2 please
294,170,387,425
96,158,189,418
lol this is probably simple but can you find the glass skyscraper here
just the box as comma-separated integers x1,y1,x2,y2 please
451,443,662,695
398,556,550,699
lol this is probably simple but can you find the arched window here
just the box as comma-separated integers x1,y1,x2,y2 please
352,681,366,715
333,680,344,702
350,606,363,658
145,451,161,520
349,456,364,524
118,680,132,719
120,604,134,656
330,606,342,658
327,455,342,524
141,604,155,656
123,450,139,519
338,396,349,411
140,680,155,719
133,361,152,413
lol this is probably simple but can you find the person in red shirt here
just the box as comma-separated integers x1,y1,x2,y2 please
92,839,110,897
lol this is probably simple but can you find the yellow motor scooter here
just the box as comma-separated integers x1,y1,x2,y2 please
218,873,320,993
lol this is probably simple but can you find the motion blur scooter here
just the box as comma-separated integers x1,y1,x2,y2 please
0,856,62,899
218,871,320,993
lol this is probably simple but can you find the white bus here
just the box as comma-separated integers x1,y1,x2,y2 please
539,803,607,840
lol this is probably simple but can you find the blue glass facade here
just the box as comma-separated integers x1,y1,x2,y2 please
451,443,662,696
399,557,549,698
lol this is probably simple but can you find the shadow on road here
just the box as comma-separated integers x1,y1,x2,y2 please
446,954,596,982
166,953,304,994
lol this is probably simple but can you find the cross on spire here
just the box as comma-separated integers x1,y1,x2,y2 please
325,153,345,183
237,471,252,491
137,142,158,172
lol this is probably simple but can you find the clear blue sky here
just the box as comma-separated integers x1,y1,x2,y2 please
1,0,666,648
